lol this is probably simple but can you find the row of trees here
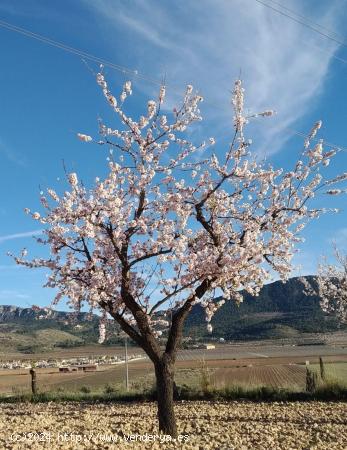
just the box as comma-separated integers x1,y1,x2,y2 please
11,70,347,436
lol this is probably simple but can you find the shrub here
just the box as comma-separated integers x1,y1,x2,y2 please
79,386,91,394
103,383,116,394
199,359,212,394
306,368,318,393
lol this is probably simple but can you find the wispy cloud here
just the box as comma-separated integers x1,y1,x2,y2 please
0,229,44,244
327,227,347,247
82,0,342,154
0,138,27,167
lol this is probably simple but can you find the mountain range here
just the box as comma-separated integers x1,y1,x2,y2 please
185,276,344,340
0,276,345,353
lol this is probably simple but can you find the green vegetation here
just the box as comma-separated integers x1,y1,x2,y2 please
1,382,346,404
306,367,318,393
0,307,129,353
310,362,347,387
103,383,117,394
79,385,91,394
199,359,213,394
185,276,346,341
0,327,85,353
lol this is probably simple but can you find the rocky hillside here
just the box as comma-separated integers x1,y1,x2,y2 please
0,276,345,353
184,276,346,340
0,305,120,353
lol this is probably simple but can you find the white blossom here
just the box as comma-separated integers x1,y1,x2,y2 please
68,173,78,187
77,133,92,142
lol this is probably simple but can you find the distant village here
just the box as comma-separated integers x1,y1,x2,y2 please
0,353,144,371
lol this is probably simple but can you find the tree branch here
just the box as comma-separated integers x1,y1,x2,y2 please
129,248,172,267
165,278,213,357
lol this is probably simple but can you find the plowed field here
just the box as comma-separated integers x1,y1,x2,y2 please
212,364,307,390
0,401,346,449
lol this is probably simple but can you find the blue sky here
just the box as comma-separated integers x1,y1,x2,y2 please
1,0,347,308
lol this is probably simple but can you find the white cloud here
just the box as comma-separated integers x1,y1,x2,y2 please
0,229,43,244
82,0,342,154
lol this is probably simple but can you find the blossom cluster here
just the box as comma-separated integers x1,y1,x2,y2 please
301,249,347,323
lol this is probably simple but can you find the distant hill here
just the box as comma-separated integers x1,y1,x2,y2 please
184,276,346,340
0,305,92,323
0,305,121,353
0,276,345,353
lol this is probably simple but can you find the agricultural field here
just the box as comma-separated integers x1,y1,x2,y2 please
1,358,346,396
311,362,347,382
0,362,151,395
212,362,346,389
1,332,346,361
211,364,307,390
0,340,347,395
0,401,346,449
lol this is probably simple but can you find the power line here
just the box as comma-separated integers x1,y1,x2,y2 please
1,15,347,96
0,17,346,154
2,13,347,101
264,0,347,43
0,18,225,109
253,0,347,68
0,19,160,86
253,0,347,50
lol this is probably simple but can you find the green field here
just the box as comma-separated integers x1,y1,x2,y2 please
310,362,347,385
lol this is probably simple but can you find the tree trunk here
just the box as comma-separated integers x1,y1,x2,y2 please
154,359,177,437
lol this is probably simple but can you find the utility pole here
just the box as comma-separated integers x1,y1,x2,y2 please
125,335,129,390
30,368,37,395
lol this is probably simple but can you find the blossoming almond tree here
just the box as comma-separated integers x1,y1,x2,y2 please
301,246,347,324
11,71,347,436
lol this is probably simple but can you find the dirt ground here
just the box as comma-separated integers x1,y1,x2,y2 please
0,401,346,449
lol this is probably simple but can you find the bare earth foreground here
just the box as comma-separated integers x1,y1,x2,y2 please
0,401,346,450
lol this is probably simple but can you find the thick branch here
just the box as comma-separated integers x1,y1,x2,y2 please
195,204,220,247
107,310,142,345
165,278,213,357
81,237,92,261
134,189,146,220
104,225,126,264
119,261,162,362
